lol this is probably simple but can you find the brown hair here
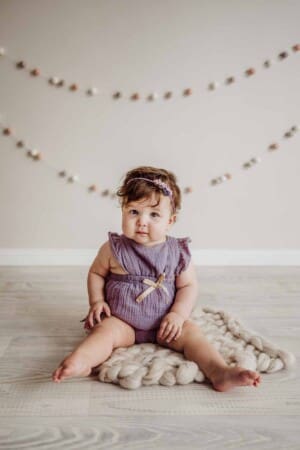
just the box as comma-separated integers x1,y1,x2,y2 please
117,166,181,213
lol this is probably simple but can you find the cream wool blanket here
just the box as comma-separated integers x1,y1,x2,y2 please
97,307,295,389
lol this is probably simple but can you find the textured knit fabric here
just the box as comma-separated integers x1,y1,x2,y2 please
105,232,191,343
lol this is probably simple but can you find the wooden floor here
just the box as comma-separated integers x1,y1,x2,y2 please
0,266,299,449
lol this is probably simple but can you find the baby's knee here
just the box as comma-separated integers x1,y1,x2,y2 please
182,320,201,338
90,319,113,336
92,316,135,347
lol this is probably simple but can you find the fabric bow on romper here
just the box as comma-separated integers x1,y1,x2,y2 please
105,232,191,343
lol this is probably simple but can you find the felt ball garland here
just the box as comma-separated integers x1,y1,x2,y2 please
1,118,299,196
1,40,300,198
1,43,299,101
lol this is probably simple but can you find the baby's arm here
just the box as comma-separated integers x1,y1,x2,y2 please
158,262,198,342
86,241,111,329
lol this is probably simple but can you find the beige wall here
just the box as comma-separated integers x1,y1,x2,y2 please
0,0,300,253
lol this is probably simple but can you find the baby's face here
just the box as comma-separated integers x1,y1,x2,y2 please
122,193,175,247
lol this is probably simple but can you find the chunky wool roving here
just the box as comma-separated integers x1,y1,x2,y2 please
97,307,295,389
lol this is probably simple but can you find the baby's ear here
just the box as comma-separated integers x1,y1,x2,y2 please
169,214,176,225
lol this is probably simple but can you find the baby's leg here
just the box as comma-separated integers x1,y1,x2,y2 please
157,320,261,392
52,316,135,382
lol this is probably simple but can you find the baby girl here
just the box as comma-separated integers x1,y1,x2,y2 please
53,166,260,391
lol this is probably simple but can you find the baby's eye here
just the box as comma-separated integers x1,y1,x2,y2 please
129,209,139,215
150,212,160,218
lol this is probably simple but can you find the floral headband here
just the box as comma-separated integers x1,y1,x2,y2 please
126,177,175,209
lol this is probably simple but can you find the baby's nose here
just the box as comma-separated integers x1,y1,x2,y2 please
137,215,147,226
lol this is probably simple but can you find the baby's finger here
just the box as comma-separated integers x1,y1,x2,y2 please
103,303,111,317
166,326,178,343
84,319,91,330
173,327,182,341
88,313,95,329
94,311,102,324
163,324,176,341
158,321,168,338
161,323,173,339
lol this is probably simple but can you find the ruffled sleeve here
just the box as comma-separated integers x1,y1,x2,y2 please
108,232,126,271
175,237,192,275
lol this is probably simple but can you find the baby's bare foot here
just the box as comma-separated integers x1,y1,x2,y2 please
210,366,261,392
52,354,92,383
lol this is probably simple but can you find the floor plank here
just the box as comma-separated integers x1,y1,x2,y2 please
0,266,299,449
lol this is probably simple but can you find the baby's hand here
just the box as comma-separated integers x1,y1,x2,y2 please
84,301,111,330
158,312,184,343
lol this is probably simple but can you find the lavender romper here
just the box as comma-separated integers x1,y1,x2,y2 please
105,232,191,344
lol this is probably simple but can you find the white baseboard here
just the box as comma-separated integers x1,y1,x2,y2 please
192,250,300,266
0,249,94,266
0,249,300,266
